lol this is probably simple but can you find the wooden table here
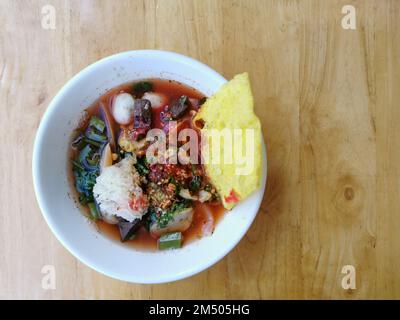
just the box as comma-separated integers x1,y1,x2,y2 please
1,0,399,299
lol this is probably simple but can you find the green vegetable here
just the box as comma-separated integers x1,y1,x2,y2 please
145,207,158,231
78,145,100,171
135,156,149,176
189,175,202,192
133,81,153,94
170,200,192,213
85,127,107,143
72,116,106,210
169,177,181,195
73,170,98,204
158,232,182,250
86,152,100,166
71,135,87,150
157,210,174,229
89,116,106,133
88,202,100,220
72,160,84,171
84,138,102,148
157,200,192,228
78,145,92,164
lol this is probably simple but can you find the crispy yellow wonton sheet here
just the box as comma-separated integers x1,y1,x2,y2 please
194,73,262,209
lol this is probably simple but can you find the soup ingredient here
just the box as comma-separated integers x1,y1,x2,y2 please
88,202,100,220
89,116,106,132
142,92,167,109
193,73,262,209
167,95,190,119
112,93,135,125
71,135,87,150
118,218,142,242
71,79,227,250
200,203,215,236
74,116,107,151
189,175,202,192
135,156,150,176
133,81,153,94
147,182,177,210
179,188,198,201
188,98,200,110
85,126,107,143
133,99,152,128
74,169,97,204
93,156,148,222
150,206,193,237
198,190,212,203
100,102,118,151
99,143,113,173
148,163,193,186
100,210,119,224
78,145,100,172
158,232,182,250
199,97,207,106
118,130,148,155
72,114,110,206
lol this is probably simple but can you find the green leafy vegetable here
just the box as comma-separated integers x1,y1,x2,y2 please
72,160,84,171
72,115,106,209
135,156,149,176
157,200,192,228
84,138,102,148
157,211,173,229
88,202,100,220
73,169,98,204
169,177,181,195
85,127,107,143
189,175,202,192
133,81,153,94
144,207,158,231
170,200,192,212
86,152,100,166
78,145,100,171
71,135,87,150
78,145,92,164
89,116,106,133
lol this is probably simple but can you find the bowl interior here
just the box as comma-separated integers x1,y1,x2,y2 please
33,50,267,283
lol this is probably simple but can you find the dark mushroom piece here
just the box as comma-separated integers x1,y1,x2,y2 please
168,95,191,119
133,99,152,128
118,218,142,242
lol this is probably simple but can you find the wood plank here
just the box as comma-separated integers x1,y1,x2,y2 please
0,0,399,299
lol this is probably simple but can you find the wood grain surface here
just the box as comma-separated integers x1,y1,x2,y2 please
0,0,399,299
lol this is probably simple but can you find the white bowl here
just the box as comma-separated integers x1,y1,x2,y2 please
32,50,267,284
